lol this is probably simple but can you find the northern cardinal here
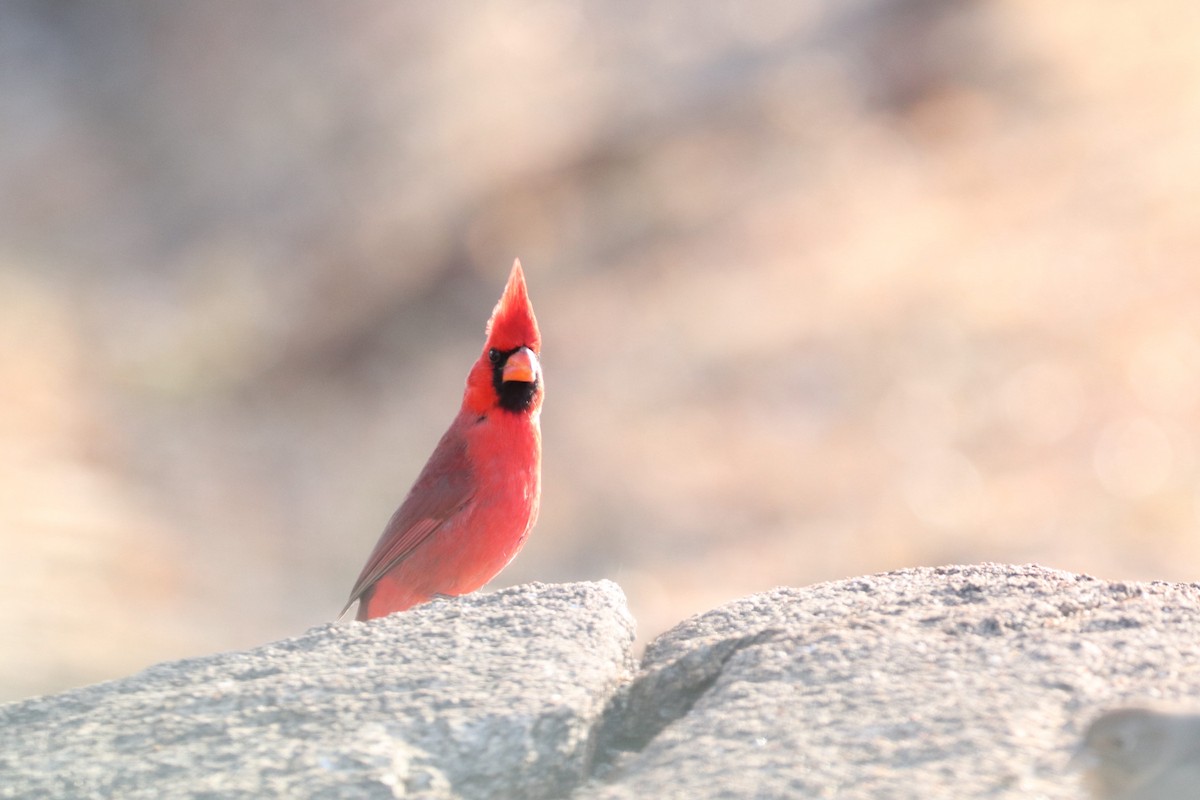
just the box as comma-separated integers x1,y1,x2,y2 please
342,260,543,620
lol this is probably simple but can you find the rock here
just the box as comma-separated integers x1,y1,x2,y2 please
1076,707,1200,800
583,564,1200,799
5,565,1200,799
0,581,635,800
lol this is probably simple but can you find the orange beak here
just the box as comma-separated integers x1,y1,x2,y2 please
502,347,540,384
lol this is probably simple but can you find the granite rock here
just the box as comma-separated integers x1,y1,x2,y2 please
6,566,1200,799
0,581,635,800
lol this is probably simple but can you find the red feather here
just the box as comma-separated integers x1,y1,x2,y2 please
343,260,543,620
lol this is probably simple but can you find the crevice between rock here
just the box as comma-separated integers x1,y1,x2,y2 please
581,627,783,785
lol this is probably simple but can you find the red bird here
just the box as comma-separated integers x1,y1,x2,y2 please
343,260,543,621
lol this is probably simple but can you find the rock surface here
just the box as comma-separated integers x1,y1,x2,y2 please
0,581,636,799
585,564,1200,798
4,565,1200,799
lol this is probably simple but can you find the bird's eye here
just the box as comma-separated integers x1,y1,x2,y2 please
488,348,502,365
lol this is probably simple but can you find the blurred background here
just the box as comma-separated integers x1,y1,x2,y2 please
3,0,1200,702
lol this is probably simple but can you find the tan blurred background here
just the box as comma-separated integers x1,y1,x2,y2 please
3,0,1200,702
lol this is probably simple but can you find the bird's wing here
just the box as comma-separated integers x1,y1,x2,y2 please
341,425,476,615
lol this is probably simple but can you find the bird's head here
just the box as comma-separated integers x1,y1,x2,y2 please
464,260,543,417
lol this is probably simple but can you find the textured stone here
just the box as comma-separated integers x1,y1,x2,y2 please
7,566,1200,799
0,581,635,800
582,564,1200,799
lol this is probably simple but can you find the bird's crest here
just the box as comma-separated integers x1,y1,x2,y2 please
485,259,541,354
